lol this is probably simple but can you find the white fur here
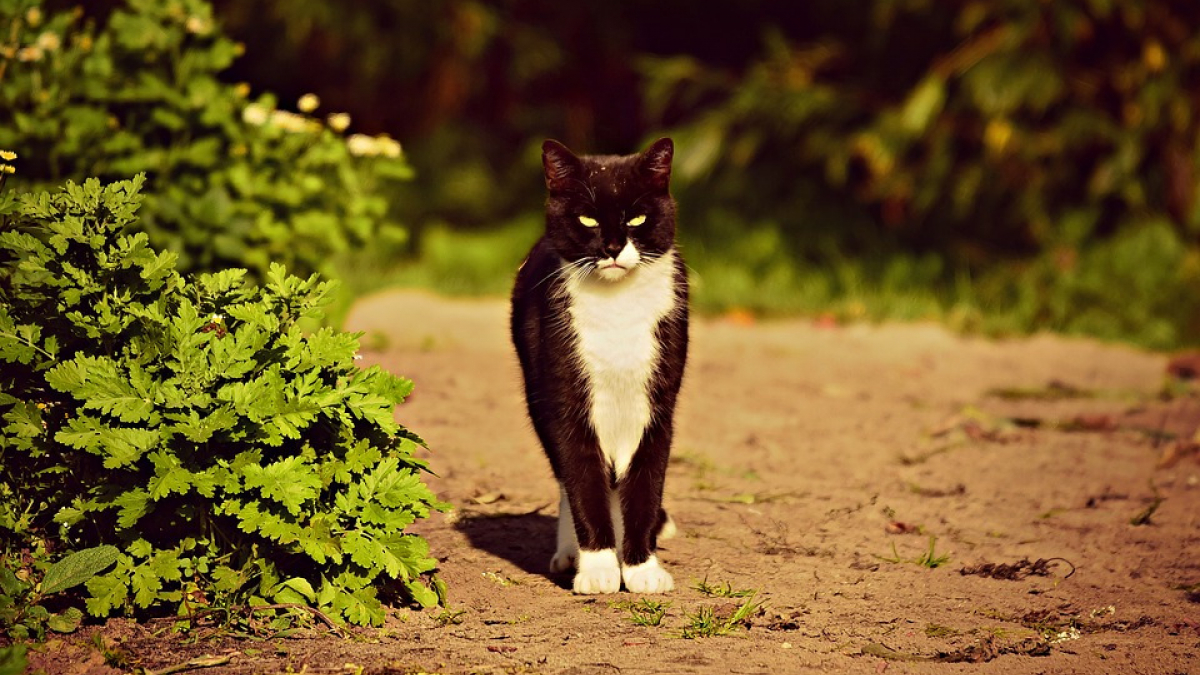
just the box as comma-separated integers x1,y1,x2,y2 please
658,513,677,540
574,548,621,594
565,247,678,481
595,241,643,281
553,488,626,570
622,555,674,593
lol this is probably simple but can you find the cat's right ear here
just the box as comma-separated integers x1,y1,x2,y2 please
543,139,582,193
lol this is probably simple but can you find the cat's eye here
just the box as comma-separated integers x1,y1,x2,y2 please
578,215,599,227
627,215,646,227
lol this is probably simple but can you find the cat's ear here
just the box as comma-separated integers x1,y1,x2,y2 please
543,139,583,193
639,137,674,191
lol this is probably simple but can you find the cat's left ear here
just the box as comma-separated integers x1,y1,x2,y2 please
639,137,674,191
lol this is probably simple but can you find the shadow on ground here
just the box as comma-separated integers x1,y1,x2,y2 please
455,513,569,588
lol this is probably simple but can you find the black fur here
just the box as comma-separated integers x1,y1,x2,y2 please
511,138,689,571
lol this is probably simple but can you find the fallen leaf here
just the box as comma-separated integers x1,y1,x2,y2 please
1168,620,1200,636
886,521,920,535
471,491,505,505
723,308,756,326
814,313,839,330
1063,414,1116,432
1167,352,1200,380
1158,440,1200,469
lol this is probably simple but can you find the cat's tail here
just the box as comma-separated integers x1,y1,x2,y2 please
657,508,677,540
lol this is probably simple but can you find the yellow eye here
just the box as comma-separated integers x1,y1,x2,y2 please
578,215,599,227
627,215,646,227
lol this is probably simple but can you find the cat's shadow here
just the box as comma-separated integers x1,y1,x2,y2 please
454,513,571,588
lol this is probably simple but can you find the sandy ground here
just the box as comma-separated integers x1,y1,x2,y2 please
28,290,1200,674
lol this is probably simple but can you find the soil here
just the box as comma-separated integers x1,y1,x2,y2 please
26,290,1200,675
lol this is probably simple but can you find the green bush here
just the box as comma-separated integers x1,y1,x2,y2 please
0,174,444,627
639,2,1200,346
204,0,1200,347
0,0,412,281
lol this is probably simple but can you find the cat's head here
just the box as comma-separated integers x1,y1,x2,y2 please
541,138,676,282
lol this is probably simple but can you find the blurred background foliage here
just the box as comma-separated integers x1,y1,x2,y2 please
5,0,1200,347
0,0,412,283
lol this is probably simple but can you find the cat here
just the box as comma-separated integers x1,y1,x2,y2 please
510,137,688,594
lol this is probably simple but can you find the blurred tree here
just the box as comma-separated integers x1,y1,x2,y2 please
14,0,1200,344
208,0,1200,345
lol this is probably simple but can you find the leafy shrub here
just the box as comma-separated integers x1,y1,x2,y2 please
0,174,444,627
639,2,1200,346
209,0,1200,347
0,0,411,281
1,545,118,640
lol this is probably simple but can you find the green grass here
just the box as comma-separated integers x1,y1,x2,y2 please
692,577,757,598
925,623,960,638
610,599,671,627
876,536,951,569
678,594,762,639
332,213,1200,350
432,609,466,626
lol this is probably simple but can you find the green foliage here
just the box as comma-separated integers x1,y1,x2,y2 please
678,594,761,639
610,598,670,627
877,536,951,569
0,176,444,627
0,545,117,640
0,644,26,675
691,577,756,599
217,0,1200,347
639,2,1200,346
0,0,412,282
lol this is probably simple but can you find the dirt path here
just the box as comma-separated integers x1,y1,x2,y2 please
46,290,1200,674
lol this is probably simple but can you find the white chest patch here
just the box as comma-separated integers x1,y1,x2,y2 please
565,248,678,481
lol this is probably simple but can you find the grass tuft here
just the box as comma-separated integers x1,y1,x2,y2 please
610,599,671,627
692,576,757,598
876,536,951,569
678,594,762,639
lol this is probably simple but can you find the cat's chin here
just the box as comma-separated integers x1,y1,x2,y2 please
594,264,632,281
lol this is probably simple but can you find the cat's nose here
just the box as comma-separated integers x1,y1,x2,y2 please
602,240,624,258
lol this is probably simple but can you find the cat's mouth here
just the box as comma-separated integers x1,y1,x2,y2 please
595,260,632,280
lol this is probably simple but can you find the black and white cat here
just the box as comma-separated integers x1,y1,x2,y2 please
511,138,688,594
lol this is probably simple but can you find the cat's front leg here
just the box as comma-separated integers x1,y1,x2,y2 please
616,421,675,594
560,457,622,594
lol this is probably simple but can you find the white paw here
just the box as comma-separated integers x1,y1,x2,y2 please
573,549,621,594
622,556,674,594
549,549,577,573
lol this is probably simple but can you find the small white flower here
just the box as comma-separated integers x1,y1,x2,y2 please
327,112,351,133
375,135,402,158
209,314,225,323
297,93,320,113
353,354,363,361
346,134,377,157
270,109,316,133
35,32,60,52
242,103,268,126
185,16,210,35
